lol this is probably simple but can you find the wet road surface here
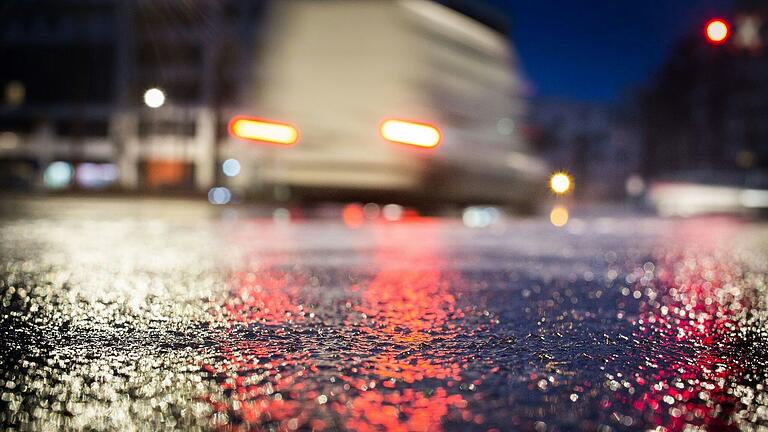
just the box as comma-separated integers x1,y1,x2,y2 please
2,198,768,431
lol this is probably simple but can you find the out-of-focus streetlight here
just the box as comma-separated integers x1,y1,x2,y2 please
550,172,572,195
143,87,166,109
705,19,730,44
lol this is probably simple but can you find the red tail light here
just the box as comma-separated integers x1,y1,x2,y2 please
228,116,299,145
380,119,441,148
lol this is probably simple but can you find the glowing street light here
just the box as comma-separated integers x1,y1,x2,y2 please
705,19,730,44
550,172,572,195
143,87,166,108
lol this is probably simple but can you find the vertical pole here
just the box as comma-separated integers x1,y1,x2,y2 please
112,0,139,190
194,0,221,192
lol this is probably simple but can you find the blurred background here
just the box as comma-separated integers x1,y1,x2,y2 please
0,0,766,216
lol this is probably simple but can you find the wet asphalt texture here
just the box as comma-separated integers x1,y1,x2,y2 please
1,197,768,431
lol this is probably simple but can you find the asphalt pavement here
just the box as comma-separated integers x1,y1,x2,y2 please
1,197,768,431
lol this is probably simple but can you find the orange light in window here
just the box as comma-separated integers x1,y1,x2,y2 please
380,119,441,148
705,19,729,44
228,116,299,145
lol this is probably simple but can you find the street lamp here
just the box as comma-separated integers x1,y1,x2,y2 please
550,172,572,195
143,87,166,109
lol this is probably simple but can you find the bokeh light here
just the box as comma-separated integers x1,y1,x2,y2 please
4,81,25,107
363,203,381,219
496,117,515,136
625,174,645,197
550,172,572,194
549,205,569,227
44,161,74,190
208,187,232,205
382,204,404,221
706,19,730,44
222,159,241,177
342,203,365,228
75,163,119,189
143,87,166,108
463,206,500,228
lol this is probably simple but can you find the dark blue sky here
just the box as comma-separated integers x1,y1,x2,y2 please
488,0,734,103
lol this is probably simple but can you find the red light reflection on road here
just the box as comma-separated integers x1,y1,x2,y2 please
199,222,480,431
220,268,307,325
343,225,472,430
616,220,748,430
200,219,322,430
201,259,319,430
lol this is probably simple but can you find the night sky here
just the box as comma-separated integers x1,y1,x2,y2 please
489,0,735,103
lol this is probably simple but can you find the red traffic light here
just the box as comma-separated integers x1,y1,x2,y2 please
705,19,730,44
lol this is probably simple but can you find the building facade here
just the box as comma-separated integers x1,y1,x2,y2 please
641,0,768,187
1,0,525,200
529,98,641,200
0,0,266,191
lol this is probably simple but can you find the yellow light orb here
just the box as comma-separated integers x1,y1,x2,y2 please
549,205,569,227
550,173,572,194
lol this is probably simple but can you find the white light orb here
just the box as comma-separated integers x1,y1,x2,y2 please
143,88,166,108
